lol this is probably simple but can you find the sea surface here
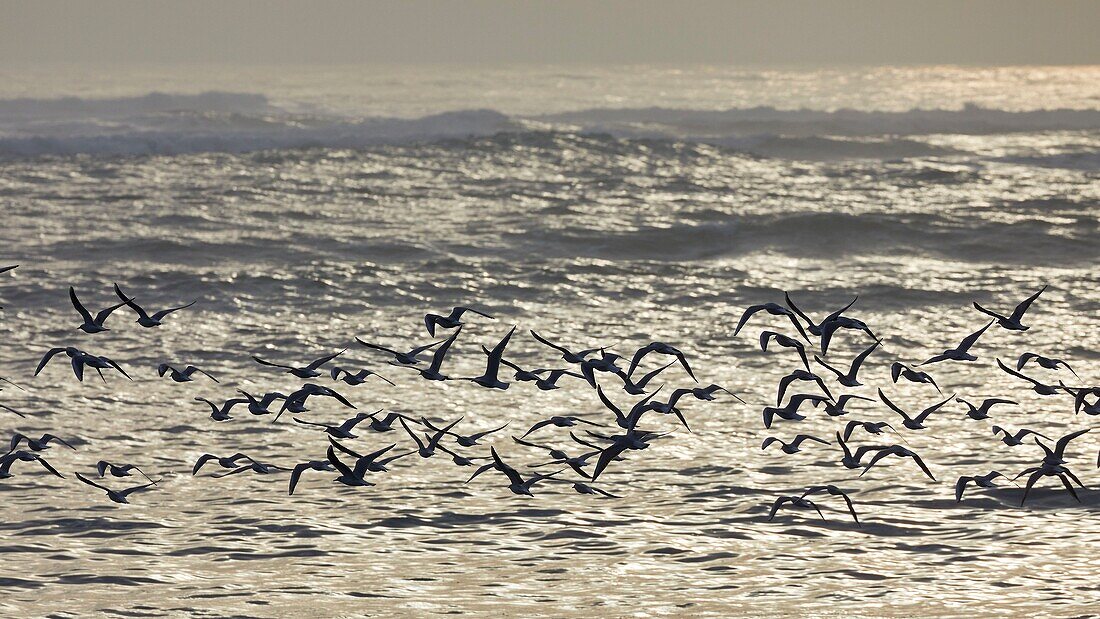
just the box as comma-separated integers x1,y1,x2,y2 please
0,65,1099,617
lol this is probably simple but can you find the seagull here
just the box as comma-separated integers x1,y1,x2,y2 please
532,369,586,391
75,473,158,504
1015,462,1083,507
733,303,810,342
596,386,665,430
329,437,411,473
363,411,417,433
69,286,131,333
566,481,619,498
626,342,698,383
973,286,1046,331
820,394,874,417
235,390,288,415
800,485,860,525
158,364,219,383
878,389,956,430
526,445,599,479
776,370,833,405
587,428,672,480
399,417,461,458
611,360,677,395
96,460,155,483
955,471,1010,502
466,326,516,390
1017,352,1079,378
890,362,941,394
520,415,604,438
841,419,901,442
1034,429,1090,467
193,453,255,475
287,460,336,495
422,418,508,447
485,446,562,496
763,394,830,429
813,339,881,387
860,445,936,481
324,445,376,489
836,433,891,469
330,366,396,386
956,397,1016,420
0,450,64,479
767,496,825,522
578,351,628,387
921,320,994,365
759,330,810,372
194,396,246,421
529,330,605,364
252,348,346,379
354,337,445,366
398,326,462,381
424,306,494,336
818,317,876,355
274,383,356,421
784,292,859,337
1066,385,1100,416
35,347,132,382
996,359,1060,395
640,384,742,432
293,411,379,439
113,283,196,328
210,460,291,478
8,432,75,453
761,434,830,454
991,425,1050,447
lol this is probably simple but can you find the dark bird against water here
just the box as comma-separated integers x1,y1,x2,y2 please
330,366,396,386
1016,352,1078,378
0,450,64,479
996,359,1061,395
8,432,75,453
759,330,810,372
733,303,810,342
813,339,881,387
355,337,445,366
860,445,937,481
973,285,1046,331
252,348,346,379
955,471,1010,502
890,362,941,394
956,397,1016,420
878,388,956,431
991,425,1050,447
75,472,158,504
96,460,155,483
784,292,859,337
158,363,218,383
70,286,131,334
424,306,494,337
761,434,830,454
626,341,698,383
113,283,196,328
36,347,132,382
921,320,994,365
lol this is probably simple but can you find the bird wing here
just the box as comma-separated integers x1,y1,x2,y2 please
625,344,656,378
398,418,426,450
972,301,1007,322
529,330,572,358
812,355,843,380
75,472,111,493
113,283,151,320
767,496,793,521
908,452,936,481
1054,428,1090,457
489,446,524,487
957,320,994,353
150,300,196,321
252,355,295,371
34,348,66,376
454,306,493,320
482,326,516,380
306,348,346,371
996,358,1041,386
69,287,94,323
33,455,65,479
916,392,957,423
955,477,973,502
1016,352,1038,370
426,326,462,374
877,389,909,420
591,441,630,481
326,446,356,479
1010,286,1046,322
355,338,401,357
732,305,767,337
848,339,882,376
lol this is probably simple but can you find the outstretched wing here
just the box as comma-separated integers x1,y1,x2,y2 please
150,300,196,321
1010,286,1046,322
69,287,94,323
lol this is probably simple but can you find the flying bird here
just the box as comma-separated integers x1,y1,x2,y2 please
921,320,994,365
626,342,698,383
158,364,218,383
973,286,1046,331
890,362,941,394
354,337,445,366
759,330,811,372
1016,352,1079,378
859,445,936,481
813,339,881,387
877,388,956,430
70,286,131,333
252,349,346,379
733,303,810,342
330,366,396,386
956,397,1016,420
955,471,1010,502
761,434,830,454
424,306,494,336
75,473,158,504
113,283,196,328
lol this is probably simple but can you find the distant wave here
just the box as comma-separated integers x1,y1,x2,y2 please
1,92,1098,157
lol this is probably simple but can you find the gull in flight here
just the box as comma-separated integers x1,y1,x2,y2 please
424,306,494,336
158,363,219,383
70,286,131,333
252,348,346,379
113,283,196,328
973,286,1046,331
76,473,158,504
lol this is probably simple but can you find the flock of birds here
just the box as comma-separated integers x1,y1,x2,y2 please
3,262,1099,527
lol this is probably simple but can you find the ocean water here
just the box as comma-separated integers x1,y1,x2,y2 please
0,65,1099,617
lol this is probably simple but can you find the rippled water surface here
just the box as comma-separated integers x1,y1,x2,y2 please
1,65,1099,617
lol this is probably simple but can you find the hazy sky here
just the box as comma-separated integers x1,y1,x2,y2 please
4,0,1099,66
